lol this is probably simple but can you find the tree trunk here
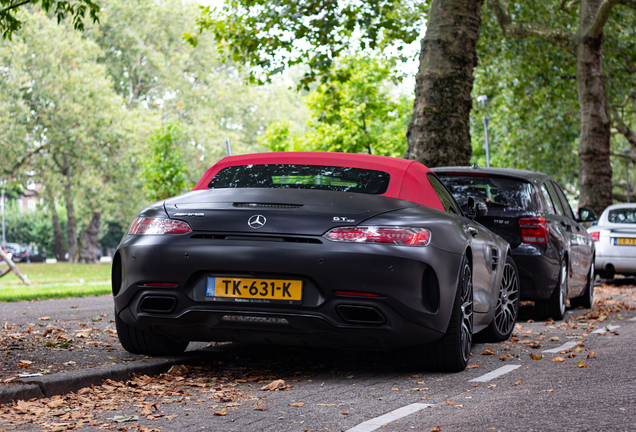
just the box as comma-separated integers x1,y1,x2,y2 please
64,176,78,263
78,211,101,264
406,0,483,167
576,1,612,216
44,187,67,262
51,203,67,262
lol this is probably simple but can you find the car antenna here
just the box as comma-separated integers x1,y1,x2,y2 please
470,163,479,170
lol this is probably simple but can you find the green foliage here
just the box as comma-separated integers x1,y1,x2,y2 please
188,0,427,88
260,56,411,157
0,0,99,40
140,123,190,202
2,202,65,257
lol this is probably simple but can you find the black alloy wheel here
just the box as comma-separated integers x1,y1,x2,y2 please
417,254,473,372
481,255,519,342
571,262,594,309
536,261,568,321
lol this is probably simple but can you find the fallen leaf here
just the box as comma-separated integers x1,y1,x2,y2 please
411,388,429,391
63,361,76,366
431,427,441,432
481,349,495,356
529,353,543,360
391,388,399,391
577,360,588,368
75,329,93,338
289,402,304,407
499,354,515,361
341,411,349,415
588,352,596,359
254,402,268,411
514,380,522,385
445,401,455,406
546,389,554,393
214,408,227,416
167,365,189,376
39,317,50,321
550,337,560,341
226,402,242,407
577,341,585,347
113,416,139,423
552,357,565,362
466,365,479,369
260,379,286,391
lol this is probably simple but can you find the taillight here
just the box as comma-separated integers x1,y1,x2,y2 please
518,217,549,244
128,217,192,235
590,231,600,242
324,226,431,246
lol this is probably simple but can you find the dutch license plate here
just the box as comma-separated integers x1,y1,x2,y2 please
206,277,302,302
615,238,636,246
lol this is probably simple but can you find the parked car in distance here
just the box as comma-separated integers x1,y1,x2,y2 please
3,243,46,263
433,166,596,321
587,203,636,279
113,152,520,372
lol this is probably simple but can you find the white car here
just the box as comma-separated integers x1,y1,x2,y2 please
588,203,636,279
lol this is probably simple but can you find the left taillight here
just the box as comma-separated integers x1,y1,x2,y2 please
128,217,192,235
323,226,431,246
519,217,549,244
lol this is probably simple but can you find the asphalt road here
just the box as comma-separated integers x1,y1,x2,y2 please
1,285,636,431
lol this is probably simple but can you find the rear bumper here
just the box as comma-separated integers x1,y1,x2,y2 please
511,245,560,300
595,256,636,276
113,233,463,350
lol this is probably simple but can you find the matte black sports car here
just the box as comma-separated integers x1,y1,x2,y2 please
113,152,519,371
433,166,596,321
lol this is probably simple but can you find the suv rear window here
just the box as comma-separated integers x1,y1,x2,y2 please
209,164,391,195
438,175,539,212
608,208,636,224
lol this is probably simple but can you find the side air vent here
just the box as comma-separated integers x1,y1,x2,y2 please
491,248,499,271
190,234,322,244
234,203,303,209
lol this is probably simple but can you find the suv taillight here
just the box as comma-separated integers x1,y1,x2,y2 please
519,217,549,244
590,231,600,242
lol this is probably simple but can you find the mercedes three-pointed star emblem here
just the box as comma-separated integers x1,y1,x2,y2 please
248,214,267,229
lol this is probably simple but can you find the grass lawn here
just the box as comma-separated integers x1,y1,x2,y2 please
0,262,111,302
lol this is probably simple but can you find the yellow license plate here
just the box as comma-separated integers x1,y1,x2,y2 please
615,238,636,246
206,277,302,301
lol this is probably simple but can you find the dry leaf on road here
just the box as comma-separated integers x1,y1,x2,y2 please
552,357,565,362
529,353,543,360
260,379,287,391
481,349,495,356
289,402,304,407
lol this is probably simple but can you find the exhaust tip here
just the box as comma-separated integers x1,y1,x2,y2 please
336,305,385,324
139,296,177,314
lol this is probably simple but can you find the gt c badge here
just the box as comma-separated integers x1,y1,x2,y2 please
248,214,267,229
333,216,355,223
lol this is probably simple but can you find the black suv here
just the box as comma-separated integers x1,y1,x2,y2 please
433,166,596,320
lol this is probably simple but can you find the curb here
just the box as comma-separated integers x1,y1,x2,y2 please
0,346,234,406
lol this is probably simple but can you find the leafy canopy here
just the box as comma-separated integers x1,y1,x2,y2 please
0,0,99,40
260,55,411,157
140,123,190,202
186,0,427,88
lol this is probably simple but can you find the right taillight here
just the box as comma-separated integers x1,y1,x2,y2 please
590,231,600,242
519,217,549,244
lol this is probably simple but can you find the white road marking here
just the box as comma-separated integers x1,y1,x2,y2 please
542,341,578,353
629,317,636,321
592,325,620,334
346,403,433,432
469,365,521,383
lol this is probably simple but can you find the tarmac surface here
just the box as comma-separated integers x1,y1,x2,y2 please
0,281,635,431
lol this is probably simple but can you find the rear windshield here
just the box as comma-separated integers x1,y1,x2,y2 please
209,164,391,195
608,209,636,224
438,175,538,212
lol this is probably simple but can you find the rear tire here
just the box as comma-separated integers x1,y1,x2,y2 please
415,254,473,372
480,256,519,342
115,313,189,356
535,261,568,321
571,262,594,309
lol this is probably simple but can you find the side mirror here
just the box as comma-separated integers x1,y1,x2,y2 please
577,207,597,223
466,197,488,219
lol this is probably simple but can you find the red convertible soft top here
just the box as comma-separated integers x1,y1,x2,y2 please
192,152,445,211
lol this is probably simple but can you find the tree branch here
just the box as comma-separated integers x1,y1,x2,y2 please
0,0,31,13
559,0,579,13
488,0,575,53
586,0,621,38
